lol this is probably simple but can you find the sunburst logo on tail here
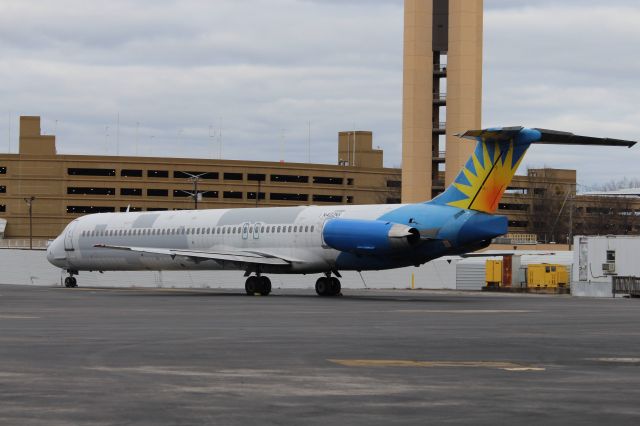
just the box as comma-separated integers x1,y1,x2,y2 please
444,140,527,214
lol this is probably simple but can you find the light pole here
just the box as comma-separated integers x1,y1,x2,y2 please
180,172,208,209
23,196,35,250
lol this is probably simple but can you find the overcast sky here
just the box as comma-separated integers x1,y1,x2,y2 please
1,0,638,188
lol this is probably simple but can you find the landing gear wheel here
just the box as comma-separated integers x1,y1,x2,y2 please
329,277,341,296
245,276,259,295
316,277,341,296
64,277,78,288
259,276,272,296
315,277,330,296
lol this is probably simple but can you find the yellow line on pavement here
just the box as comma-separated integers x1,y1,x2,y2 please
393,309,535,314
328,359,545,371
0,315,40,319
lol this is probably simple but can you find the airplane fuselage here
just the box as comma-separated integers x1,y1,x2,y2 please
46,202,506,275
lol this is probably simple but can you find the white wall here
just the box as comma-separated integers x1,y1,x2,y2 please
572,236,640,284
0,248,458,290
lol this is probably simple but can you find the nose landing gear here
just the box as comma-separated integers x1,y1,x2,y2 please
64,274,78,288
315,275,341,297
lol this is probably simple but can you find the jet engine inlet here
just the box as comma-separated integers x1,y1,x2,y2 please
322,219,420,255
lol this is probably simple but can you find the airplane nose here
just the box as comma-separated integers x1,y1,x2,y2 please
46,237,67,268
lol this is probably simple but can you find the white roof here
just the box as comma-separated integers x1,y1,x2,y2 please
458,250,573,266
581,188,640,197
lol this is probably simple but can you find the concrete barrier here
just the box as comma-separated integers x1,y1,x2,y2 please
571,281,613,298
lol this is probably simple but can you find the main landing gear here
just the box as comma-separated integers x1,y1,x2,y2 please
245,275,272,296
315,275,341,297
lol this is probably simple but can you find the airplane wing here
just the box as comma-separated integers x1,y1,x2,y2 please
93,244,295,265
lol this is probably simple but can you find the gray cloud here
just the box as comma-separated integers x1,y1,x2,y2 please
0,0,638,187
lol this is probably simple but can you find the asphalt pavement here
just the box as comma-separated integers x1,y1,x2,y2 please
1,284,639,425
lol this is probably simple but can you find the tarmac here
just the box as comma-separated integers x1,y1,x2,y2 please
1,284,639,425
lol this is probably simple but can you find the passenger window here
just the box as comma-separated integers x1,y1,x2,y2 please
287,226,292,232
261,226,265,233
311,226,314,232
249,226,253,233
545,266,551,273
305,226,309,232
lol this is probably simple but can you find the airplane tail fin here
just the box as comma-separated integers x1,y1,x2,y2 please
429,127,636,214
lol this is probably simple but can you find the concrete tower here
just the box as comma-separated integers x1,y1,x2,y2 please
402,0,483,203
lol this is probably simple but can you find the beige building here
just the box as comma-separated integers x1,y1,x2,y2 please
402,0,483,202
0,117,400,240
2,117,631,244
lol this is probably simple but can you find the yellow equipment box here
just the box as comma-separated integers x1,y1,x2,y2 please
527,264,569,289
485,260,503,287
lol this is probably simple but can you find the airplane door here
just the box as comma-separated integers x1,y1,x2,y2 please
64,220,78,251
242,223,249,240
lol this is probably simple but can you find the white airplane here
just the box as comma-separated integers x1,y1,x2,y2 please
47,127,635,296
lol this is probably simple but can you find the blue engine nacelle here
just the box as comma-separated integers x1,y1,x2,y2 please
322,218,421,255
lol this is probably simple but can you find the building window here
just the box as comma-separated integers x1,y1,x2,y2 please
0,185,5,194
312,195,343,203
0,167,6,174
271,174,309,184
248,192,266,200
505,187,528,195
313,176,343,185
224,172,243,181
148,170,169,178
347,178,354,186
67,206,116,214
270,193,308,202
586,207,612,214
498,203,529,211
386,180,401,188
223,191,243,199
508,220,529,228
173,190,192,198
248,173,266,181
346,196,354,204
174,171,219,180
386,198,401,204
147,207,168,211
68,168,116,176
0,205,5,212
147,189,169,197
121,188,142,196
121,169,143,177
67,187,116,196
202,191,219,199
119,207,143,212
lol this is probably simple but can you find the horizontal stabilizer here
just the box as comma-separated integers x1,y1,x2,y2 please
533,129,636,147
458,127,637,148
